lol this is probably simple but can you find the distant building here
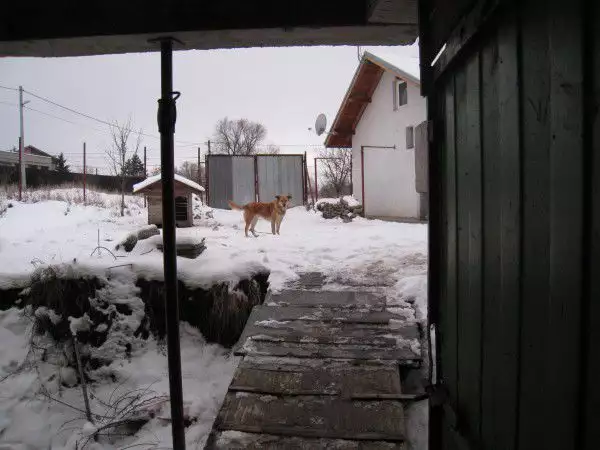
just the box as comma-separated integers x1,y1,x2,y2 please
325,51,427,221
0,145,58,170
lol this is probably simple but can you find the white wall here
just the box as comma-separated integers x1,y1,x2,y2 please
351,70,426,219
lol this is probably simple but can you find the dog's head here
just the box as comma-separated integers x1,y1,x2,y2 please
275,194,292,211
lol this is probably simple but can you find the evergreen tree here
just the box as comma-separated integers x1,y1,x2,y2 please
55,153,70,173
124,152,145,176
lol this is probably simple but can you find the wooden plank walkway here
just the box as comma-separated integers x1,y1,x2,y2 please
205,287,422,449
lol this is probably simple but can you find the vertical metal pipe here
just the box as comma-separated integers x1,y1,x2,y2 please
83,142,86,204
350,153,353,196
361,146,366,214
205,153,210,206
254,156,259,201
143,146,147,208
314,157,318,201
157,38,185,450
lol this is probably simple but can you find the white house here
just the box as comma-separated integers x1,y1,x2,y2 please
325,51,427,221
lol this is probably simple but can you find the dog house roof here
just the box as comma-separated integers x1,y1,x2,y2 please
133,173,205,194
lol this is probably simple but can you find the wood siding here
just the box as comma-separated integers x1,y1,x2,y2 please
429,1,599,449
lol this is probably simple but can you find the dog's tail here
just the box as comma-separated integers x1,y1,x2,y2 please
228,200,245,211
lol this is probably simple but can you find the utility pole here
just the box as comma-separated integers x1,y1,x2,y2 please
207,140,211,155
18,137,22,201
19,86,26,191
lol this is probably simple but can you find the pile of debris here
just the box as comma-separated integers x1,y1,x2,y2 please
316,198,363,222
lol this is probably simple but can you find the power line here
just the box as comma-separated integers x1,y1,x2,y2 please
5,86,326,151
0,84,18,92
22,87,206,147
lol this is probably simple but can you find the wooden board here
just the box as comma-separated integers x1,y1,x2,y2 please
230,360,402,397
455,51,483,441
480,19,521,449
215,393,405,442
267,290,386,309
206,430,405,449
243,305,412,325
235,316,419,352
237,339,420,366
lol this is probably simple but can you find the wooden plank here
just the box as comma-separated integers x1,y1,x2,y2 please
237,339,420,366
206,430,405,449
244,305,413,325
432,0,503,80
455,51,483,442
480,14,521,450
480,29,502,450
229,360,402,397
518,0,552,446
441,68,459,417
235,317,419,352
215,393,405,441
584,2,600,449
545,1,584,448
267,290,386,309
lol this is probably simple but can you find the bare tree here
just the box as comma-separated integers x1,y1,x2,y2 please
213,117,269,155
176,161,204,182
318,147,352,197
105,117,142,216
262,144,280,155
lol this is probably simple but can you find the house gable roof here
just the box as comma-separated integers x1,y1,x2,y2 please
25,145,58,160
324,51,421,148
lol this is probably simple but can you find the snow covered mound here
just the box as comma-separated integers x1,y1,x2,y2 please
0,261,264,449
316,195,360,208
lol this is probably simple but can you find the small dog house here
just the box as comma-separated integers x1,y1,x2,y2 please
133,174,205,227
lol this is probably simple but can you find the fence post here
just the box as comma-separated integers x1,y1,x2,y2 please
314,157,318,201
83,142,86,204
254,156,259,202
205,153,210,206
303,151,307,204
143,146,147,207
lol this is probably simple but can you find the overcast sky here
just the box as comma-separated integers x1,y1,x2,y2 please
0,42,419,174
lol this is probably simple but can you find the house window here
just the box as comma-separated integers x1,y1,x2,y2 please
394,79,408,110
406,126,415,149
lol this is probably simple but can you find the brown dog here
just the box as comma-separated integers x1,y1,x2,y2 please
228,195,292,237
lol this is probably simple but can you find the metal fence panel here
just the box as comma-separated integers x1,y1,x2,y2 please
208,156,255,209
207,156,232,209
232,157,256,206
257,155,303,205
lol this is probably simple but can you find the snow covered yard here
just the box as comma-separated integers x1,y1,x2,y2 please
0,187,428,449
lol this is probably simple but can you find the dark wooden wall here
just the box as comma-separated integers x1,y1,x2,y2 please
428,0,600,449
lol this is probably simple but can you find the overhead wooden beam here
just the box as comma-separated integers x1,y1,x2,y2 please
334,128,356,137
348,95,372,103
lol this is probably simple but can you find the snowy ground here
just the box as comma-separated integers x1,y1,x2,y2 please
0,187,428,449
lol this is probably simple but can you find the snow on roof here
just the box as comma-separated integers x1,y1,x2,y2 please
363,51,421,84
133,173,205,193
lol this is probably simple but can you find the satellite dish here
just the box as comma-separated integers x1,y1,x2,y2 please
315,114,327,136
